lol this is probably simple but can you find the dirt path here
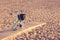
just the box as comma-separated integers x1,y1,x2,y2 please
0,23,46,40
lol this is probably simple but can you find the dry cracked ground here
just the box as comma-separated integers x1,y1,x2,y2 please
0,0,60,40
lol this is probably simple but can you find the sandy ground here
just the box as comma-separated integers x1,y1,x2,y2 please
0,23,46,40
14,22,60,40
0,0,60,40
0,0,60,30
1,22,60,40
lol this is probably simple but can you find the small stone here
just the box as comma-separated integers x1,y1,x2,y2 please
10,13,13,15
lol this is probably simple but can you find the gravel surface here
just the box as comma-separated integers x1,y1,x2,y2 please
14,22,60,40
0,0,60,40
0,0,60,31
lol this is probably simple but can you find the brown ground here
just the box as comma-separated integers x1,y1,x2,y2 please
0,0,60,40
0,0,60,31
14,22,60,40
1,22,60,40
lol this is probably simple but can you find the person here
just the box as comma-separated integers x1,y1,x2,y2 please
13,12,25,31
